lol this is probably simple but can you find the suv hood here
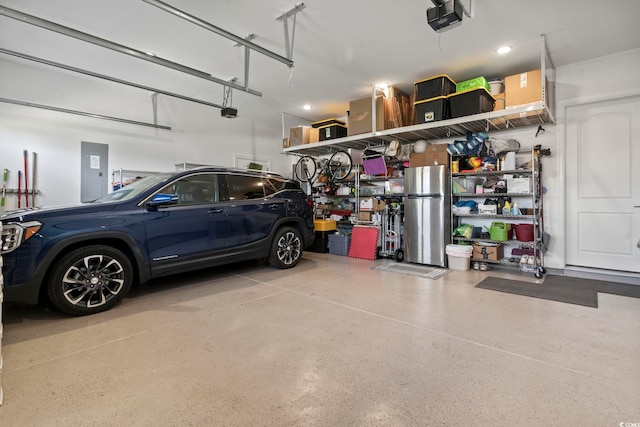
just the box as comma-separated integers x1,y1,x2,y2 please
1,203,121,223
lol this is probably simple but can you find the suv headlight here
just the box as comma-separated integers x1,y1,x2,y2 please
1,221,42,254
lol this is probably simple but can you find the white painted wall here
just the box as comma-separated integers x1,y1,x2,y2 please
0,58,289,210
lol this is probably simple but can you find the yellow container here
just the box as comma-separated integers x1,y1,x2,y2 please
314,219,337,231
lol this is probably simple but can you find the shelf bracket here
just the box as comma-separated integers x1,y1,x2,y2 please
151,92,159,126
234,34,256,89
277,3,305,61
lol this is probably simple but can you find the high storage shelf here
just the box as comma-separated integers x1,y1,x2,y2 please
283,102,554,157
450,147,546,277
284,34,555,157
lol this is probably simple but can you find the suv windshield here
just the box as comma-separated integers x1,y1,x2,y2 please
92,173,173,203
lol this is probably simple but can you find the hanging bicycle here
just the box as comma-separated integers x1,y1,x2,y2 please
294,151,353,188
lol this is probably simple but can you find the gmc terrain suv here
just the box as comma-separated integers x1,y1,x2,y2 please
1,167,315,315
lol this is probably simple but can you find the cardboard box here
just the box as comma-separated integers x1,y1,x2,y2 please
360,198,373,211
478,204,497,215
410,144,449,167
282,137,290,148
358,211,372,221
504,69,545,108
372,199,386,212
289,126,320,145
506,177,532,193
473,243,504,261
348,87,411,136
348,96,385,136
492,92,505,111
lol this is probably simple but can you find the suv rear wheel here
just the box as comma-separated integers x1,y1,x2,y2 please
268,227,303,269
47,245,134,315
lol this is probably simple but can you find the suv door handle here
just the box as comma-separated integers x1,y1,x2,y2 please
207,208,224,214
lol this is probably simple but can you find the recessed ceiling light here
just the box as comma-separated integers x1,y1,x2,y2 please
496,46,512,55
303,104,311,110
375,82,389,97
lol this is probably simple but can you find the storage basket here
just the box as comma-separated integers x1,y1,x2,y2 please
362,154,387,176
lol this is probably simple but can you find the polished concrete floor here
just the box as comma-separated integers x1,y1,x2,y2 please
1,252,639,426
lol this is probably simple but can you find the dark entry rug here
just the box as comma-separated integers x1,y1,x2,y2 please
475,275,640,308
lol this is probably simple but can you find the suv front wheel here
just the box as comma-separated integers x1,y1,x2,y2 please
47,245,134,316
268,227,303,269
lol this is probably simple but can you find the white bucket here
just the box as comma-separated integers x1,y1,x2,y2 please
488,80,504,95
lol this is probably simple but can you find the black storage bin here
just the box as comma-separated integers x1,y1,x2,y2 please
414,96,450,123
318,123,348,141
448,87,496,118
308,230,332,253
310,118,346,129
414,74,456,101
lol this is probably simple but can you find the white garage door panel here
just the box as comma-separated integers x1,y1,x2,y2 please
579,113,631,199
578,213,633,255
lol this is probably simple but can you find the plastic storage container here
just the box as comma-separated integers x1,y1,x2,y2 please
448,255,471,271
314,219,337,231
414,96,450,123
318,123,348,141
448,87,496,118
514,223,534,242
414,74,456,101
328,234,351,256
310,118,346,128
456,76,491,93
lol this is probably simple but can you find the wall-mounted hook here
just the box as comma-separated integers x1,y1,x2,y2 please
535,125,545,137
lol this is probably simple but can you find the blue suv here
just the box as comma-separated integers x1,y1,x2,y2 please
1,168,315,315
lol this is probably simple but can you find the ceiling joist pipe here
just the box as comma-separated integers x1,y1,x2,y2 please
142,0,294,68
0,48,224,109
0,4,263,97
0,96,172,130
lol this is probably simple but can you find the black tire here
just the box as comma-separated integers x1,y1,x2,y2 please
294,156,317,183
47,245,134,316
268,227,303,269
327,150,352,181
394,249,405,263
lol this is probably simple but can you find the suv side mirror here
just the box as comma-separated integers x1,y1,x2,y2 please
146,193,179,208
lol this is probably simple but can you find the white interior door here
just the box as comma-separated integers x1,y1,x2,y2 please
566,95,640,273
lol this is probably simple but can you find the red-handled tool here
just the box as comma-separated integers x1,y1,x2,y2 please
24,149,29,207
17,170,22,208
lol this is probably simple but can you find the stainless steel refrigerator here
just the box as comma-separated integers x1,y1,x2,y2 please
404,165,451,266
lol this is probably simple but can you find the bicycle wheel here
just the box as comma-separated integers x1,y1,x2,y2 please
294,156,317,183
327,150,352,181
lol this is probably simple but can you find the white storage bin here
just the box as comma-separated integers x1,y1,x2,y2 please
448,255,470,271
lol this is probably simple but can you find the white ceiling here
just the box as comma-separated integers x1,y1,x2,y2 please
2,0,640,126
